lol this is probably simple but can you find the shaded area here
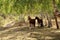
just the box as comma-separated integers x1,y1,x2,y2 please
0,26,60,40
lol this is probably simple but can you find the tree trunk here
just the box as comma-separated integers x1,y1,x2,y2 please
46,14,52,28
53,0,59,29
48,17,52,28
54,12,59,29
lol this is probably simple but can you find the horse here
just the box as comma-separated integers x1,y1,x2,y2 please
28,16,35,28
35,16,44,27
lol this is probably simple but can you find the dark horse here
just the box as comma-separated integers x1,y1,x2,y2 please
35,16,44,27
28,16,35,27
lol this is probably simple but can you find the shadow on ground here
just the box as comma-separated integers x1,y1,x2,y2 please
0,26,60,40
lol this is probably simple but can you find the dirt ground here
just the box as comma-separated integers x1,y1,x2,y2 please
0,19,60,40
0,26,60,40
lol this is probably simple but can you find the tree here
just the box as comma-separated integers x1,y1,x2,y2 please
53,0,59,29
47,14,52,28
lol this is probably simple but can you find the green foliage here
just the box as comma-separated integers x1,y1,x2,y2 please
0,0,60,15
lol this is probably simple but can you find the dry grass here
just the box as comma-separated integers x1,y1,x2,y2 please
0,15,60,40
0,22,60,40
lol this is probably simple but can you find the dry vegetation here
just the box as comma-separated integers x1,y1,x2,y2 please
0,15,60,40
0,0,60,40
